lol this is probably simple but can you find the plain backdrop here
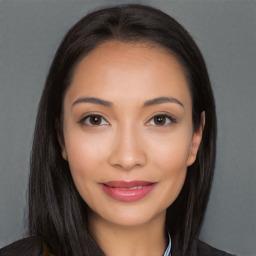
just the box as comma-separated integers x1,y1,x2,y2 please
0,1,255,255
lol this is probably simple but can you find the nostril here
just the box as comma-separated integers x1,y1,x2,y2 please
107,136,147,170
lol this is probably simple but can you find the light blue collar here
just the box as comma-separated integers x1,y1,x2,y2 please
163,233,171,256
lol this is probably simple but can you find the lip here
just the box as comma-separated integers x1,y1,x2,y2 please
100,180,156,202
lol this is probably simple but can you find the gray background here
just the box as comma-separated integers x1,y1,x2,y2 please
0,1,255,255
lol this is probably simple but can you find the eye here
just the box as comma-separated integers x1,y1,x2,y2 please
80,115,108,126
148,114,176,126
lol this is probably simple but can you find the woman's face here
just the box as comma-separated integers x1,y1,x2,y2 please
60,41,203,228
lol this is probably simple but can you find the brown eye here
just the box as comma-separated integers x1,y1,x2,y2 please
82,115,108,126
148,114,176,126
154,115,167,125
90,115,101,125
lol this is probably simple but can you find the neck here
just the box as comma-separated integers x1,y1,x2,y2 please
88,211,168,256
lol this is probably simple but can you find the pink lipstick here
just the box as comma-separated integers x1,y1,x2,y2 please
101,180,156,202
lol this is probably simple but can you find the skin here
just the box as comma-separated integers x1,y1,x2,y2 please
59,40,203,256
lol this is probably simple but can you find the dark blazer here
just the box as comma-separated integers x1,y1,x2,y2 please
0,236,236,256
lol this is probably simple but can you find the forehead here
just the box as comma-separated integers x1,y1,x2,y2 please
65,40,191,108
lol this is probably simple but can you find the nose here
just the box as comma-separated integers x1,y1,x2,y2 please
108,125,147,171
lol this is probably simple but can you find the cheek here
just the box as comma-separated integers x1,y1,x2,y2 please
148,128,192,171
155,141,190,190
64,130,111,188
147,130,192,199
157,141,190,171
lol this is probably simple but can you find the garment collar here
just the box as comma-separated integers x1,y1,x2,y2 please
163,233,171,256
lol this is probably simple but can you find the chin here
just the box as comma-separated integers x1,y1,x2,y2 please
89,202,167,228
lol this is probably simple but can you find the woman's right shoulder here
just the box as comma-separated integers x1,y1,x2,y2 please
0,236,43,256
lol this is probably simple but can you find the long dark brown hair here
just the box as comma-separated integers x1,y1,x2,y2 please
28,4,216,256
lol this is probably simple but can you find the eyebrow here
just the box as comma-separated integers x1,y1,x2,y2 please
72,96,184,108
72,97,113,107
143,97,184,108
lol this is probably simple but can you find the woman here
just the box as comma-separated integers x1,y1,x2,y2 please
0,4,235,256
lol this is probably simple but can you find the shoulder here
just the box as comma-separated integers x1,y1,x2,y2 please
0,236,43,256
193,239,236,256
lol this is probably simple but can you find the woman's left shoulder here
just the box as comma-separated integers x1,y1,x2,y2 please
0,236,43,256
194,239,236,256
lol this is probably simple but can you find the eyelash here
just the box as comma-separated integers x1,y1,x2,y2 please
79,114,177,127
147,114,177,126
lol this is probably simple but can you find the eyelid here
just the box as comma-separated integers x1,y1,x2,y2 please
78,113,110,126
146,113,177,127
78,112,177,127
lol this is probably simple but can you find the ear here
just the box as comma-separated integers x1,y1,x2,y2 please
56,121,68,161
187,111,205,166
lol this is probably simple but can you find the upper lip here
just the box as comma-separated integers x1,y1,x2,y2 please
103,180,155,188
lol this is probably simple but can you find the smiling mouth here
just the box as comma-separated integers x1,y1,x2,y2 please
116,186,145,190
101,180,156,202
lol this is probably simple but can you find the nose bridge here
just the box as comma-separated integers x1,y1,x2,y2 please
108,122,147,170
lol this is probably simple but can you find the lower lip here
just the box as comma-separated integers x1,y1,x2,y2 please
101,183,156,202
